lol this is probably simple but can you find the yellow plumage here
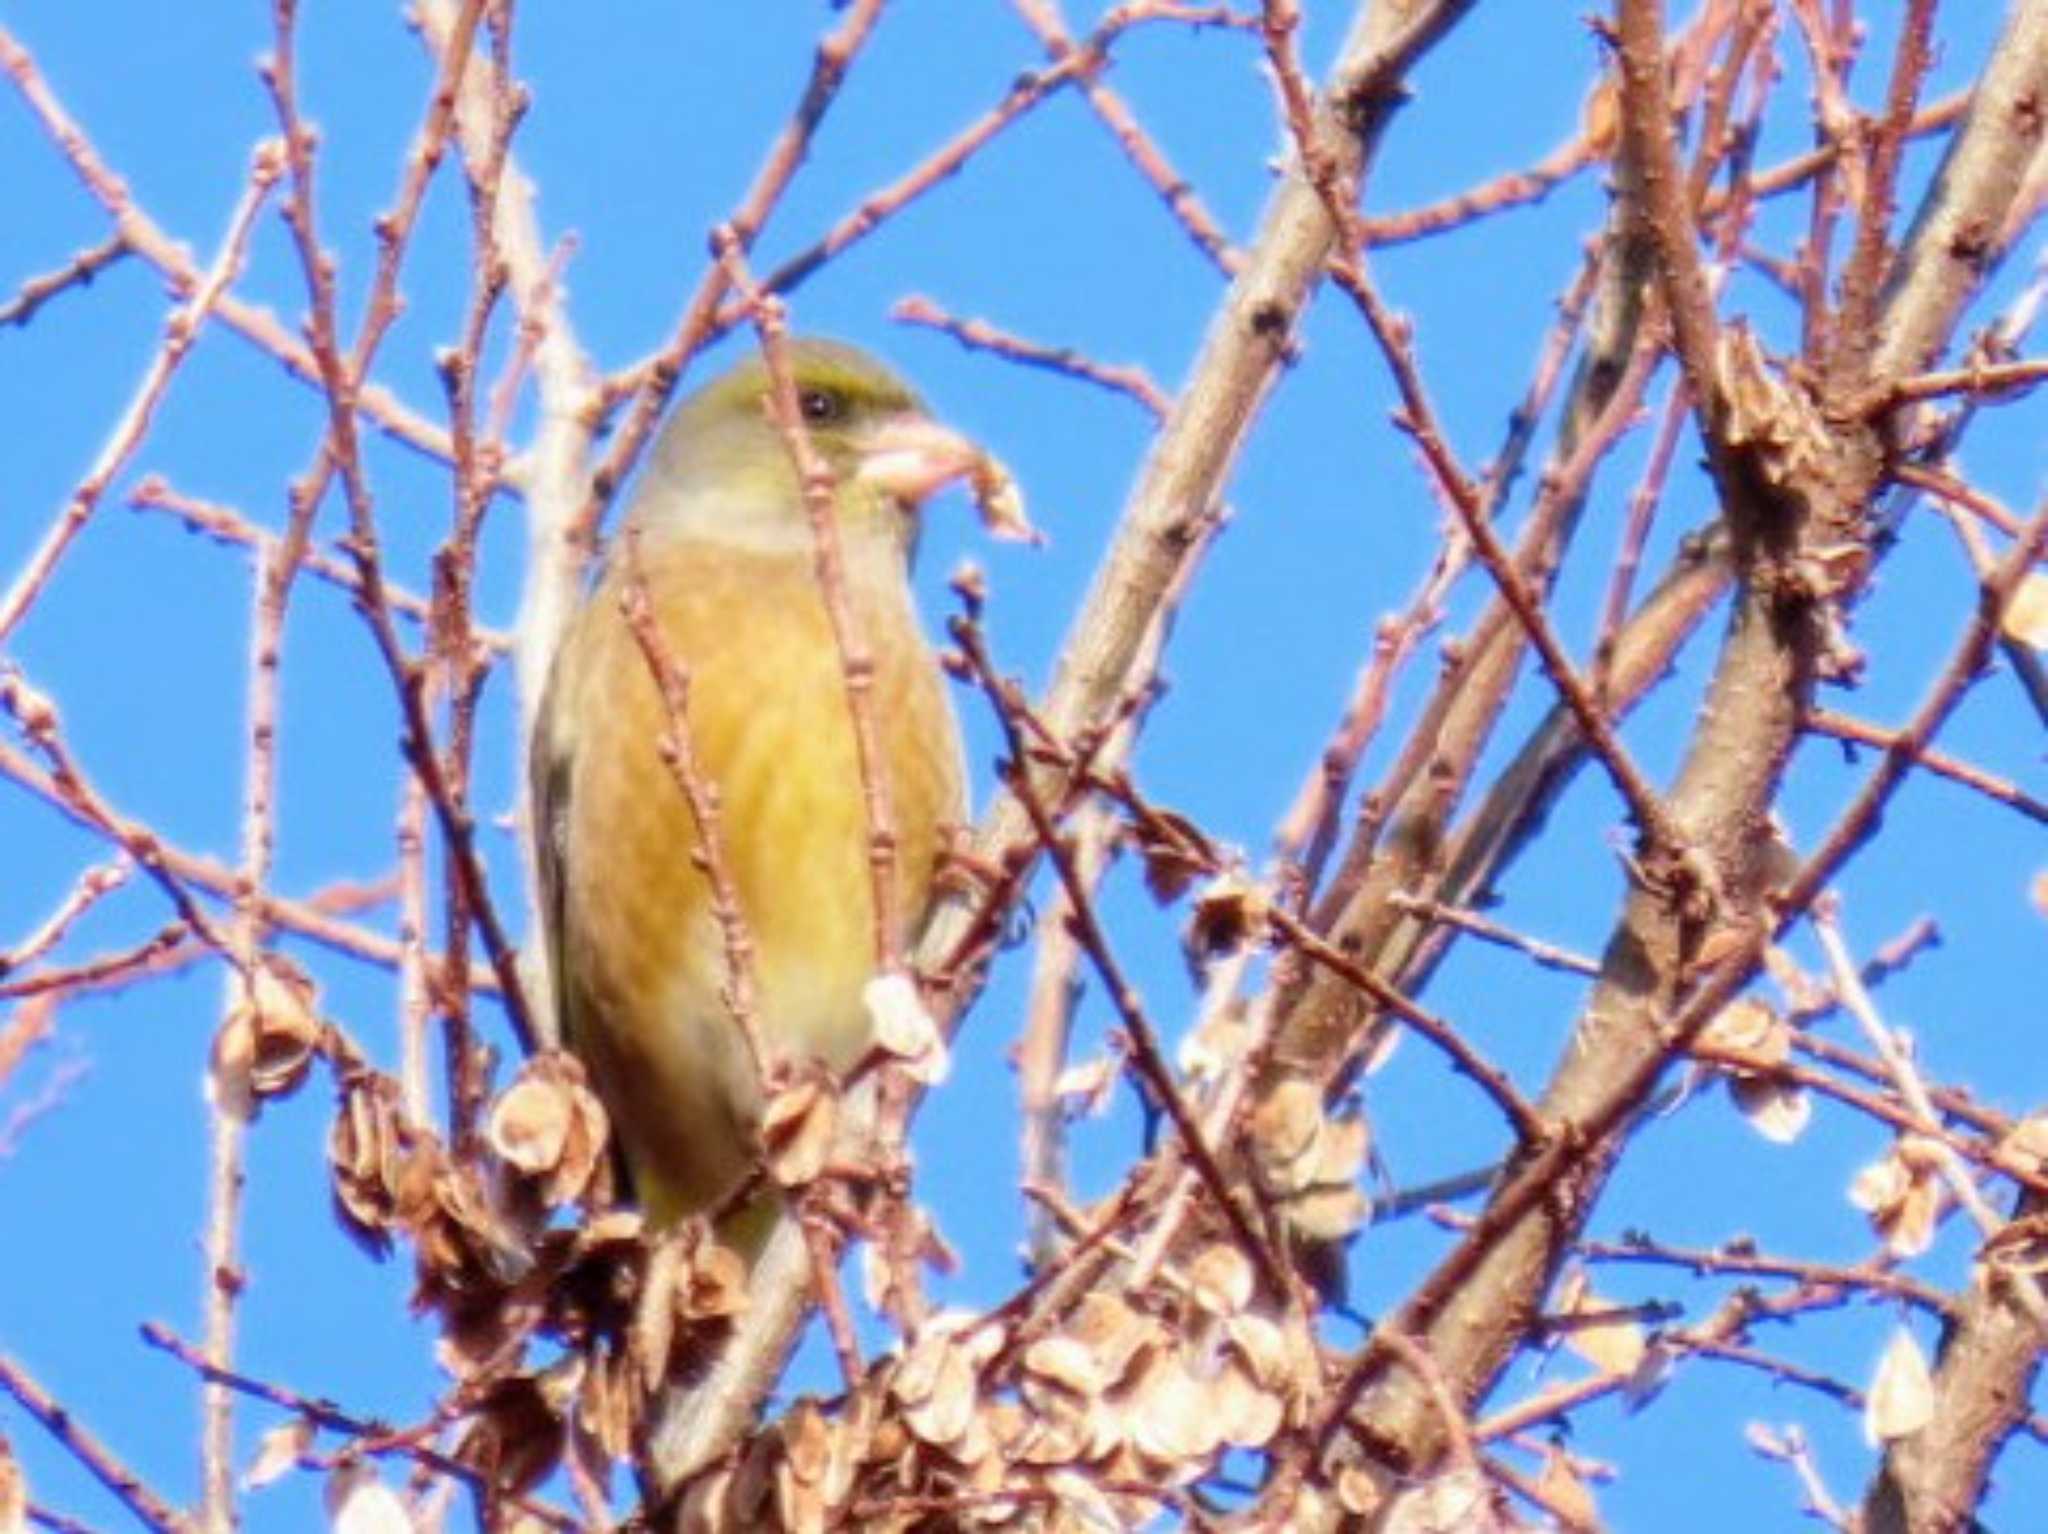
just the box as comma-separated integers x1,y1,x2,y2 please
531,341,968,1239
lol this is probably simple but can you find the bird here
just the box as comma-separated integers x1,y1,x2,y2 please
529,338,975,1252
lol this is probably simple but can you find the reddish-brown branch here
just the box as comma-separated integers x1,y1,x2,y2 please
1613,0,1725,411
1268,904,1547,1144
616,537,768,1077
1273,244,1604,892
1827,0,1938,388
1874,355,2048,408
136,1323,578,1531
572,0,892,558
0,924,195,1006
1072,754,1550,1147
596,0,1241,460
1580,1233,1953,1317
1900,460,2026,539
1009,606,1173,1261
0,858,131,978
1791,988,2012,1146
951,609,1297,1298
0,230,130,327
427,25,520,1142
1359,128,1609,248
1385,894,1601,979
0,27,454,465
0,1352,193,1534
1345,267,1685,859
127,477,513,654
717,240,904,975
0,142,281,645
1592,375,1692,693
891,295,1171,419
1717,89,1967,214
1804,708,2048,825
1777,494,2048,925
797,1212,866,1395
1376,1329,1493,1497
1011,0,1244,273
395,765,435,1123
0,735,486,988
746,7,1203,311
260,0,535,1073
1014,793,1121,1263
0,680,234,958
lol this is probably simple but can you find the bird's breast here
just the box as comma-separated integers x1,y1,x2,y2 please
550,533,964,1218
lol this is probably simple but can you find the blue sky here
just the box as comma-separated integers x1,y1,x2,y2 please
3,3,2044,1529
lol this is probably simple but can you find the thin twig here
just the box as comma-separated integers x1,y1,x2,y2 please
1812,899,2048,1327
616,535,768,1076
0,142,281,645
0,231,130,327
892,295,1171,419
136,1323,577,1532
0,1354,192,1534
714,239,904,976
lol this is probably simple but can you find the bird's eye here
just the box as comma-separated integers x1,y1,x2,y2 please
798,387,845,425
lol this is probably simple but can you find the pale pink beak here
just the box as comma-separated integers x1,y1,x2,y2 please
854,415,986,508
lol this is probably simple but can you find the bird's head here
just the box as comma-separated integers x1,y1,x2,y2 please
637,338,987,560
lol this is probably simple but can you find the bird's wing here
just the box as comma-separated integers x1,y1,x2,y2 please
528,631,578,1054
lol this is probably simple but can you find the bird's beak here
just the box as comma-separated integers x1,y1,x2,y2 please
853,414,986,509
